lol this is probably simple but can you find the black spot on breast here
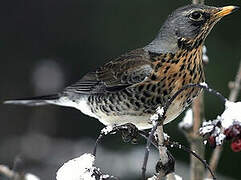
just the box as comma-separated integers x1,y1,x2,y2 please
189,69,194,76
151,74,157,80
171,59,179,64
125,102,131,108
156,97,162,104
116,106,121,112
151,84,157,92
173,73,178,78
143,91,151,97
170,78,175,85
161,58,166,63
109,96,114,104
130,99,135,104
155,62,162,72
109,105,114,111
193,73,197,80
161,77,166,82
163,90,168,96
164,66,170,73
146,84,151,90
141,97,146,103
135,101,141,108
157,87,161,94
180,64,185,71
101,106,109,113
138,84,145,92
117,94,122,101
135,94,140,100
169,53,175,59
88,96,91,102
187,63,191,71
149,51,162,61
176,52,182,59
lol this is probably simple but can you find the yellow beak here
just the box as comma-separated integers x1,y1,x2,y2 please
215,6,239,17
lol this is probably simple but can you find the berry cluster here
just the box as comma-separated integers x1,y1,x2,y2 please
200,120,241,152
224,124,241,152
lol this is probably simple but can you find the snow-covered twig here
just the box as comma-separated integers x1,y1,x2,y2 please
207,61,241,178
56,153,116,180
0,164,40,180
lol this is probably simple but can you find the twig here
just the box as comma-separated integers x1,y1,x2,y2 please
142,83,224,179
207,61,241,178
155,125,175,180
0,164,26,180
190,1,205,179
165,140,216,179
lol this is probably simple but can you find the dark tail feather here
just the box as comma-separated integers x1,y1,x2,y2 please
4,94,60,106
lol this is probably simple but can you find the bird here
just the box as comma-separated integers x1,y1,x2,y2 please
4,4,239,130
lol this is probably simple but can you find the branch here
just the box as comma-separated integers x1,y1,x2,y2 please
207,61,241,178
155,126,175,180
190,1,205,179
143,83,222,180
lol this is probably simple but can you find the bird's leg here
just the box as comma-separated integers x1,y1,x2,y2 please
115,123,139,144
93,123,140,156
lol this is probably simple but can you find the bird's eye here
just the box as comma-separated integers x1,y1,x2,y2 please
189,11,203,21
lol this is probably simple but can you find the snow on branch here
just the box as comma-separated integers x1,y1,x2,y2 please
0,164,40,180
56,153,115,180
200,100,241,151
178,108,193,130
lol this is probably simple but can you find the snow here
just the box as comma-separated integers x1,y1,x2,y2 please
202,45,209,63
199,101,241,146
200,82,208,88
56,153,96,180
220,101,241,129
101,126,113,135
56,153,113,180
215,133,226,146
199,120,219,135
25,173,40,180
163,133,170,141
148,173,182,180
174,174,183,180
150,107,164,122
178,108,193,129
147,175,157,180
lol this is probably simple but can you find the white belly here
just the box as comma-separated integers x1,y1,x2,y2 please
53,96,185,130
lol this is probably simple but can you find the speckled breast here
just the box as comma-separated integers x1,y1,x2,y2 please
87,45,205,126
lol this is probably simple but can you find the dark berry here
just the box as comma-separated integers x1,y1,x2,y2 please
224,124,241,140
231,138,241,152
208,136,216,148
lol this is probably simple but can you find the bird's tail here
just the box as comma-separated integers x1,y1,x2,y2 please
4,94,60,106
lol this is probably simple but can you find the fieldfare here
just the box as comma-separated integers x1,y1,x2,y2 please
5,4,239,129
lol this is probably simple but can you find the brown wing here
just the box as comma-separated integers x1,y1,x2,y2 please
64,49,153,94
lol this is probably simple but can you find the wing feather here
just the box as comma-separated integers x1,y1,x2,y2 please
64,49,153,94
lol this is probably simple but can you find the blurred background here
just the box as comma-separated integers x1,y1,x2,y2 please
0,0,240,179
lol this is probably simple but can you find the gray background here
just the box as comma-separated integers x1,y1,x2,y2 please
0,0,241,179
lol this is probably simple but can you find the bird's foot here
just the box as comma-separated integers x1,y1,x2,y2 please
114,123,139,144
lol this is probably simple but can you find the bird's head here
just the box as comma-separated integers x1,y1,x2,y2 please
145,4,239,53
